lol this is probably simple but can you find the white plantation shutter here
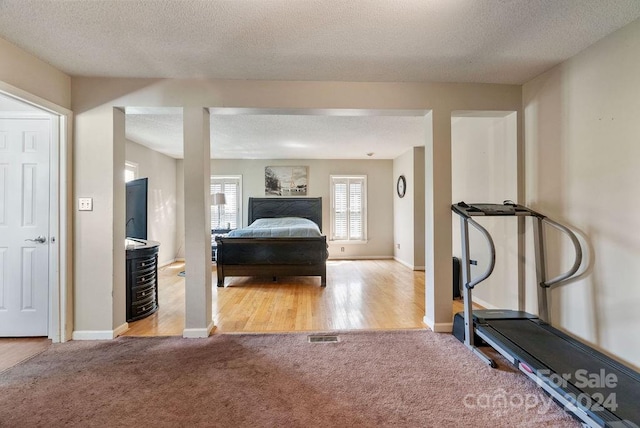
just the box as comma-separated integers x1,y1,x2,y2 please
331,175,367,241
221,181,238,228
210,176,242,230
334,182,348,240
349,181,363,240
124,161,138,183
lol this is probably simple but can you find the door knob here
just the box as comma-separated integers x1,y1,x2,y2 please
25,235,47,244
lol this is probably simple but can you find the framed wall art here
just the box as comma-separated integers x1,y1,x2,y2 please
265,166,308,196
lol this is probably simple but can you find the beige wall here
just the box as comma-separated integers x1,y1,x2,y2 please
0,37,71,109
393,149,415,266
523,19,640,369
451,114,518,309
176,158,394,259
393,147,425,269
125,140,178,266
413,147,426,269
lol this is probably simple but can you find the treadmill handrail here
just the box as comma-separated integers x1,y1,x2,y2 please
465,217,496,289
540,218,583,288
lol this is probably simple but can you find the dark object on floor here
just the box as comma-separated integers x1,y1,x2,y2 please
452,311,485,345
452,256,461,299
178,271,185,277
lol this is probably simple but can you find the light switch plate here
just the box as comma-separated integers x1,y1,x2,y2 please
78,197,93,211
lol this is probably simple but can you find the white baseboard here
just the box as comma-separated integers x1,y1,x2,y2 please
328,255,393,261
183,321,215,338
158,258,177,268
392,257,426,271
471,296,498,310
423,316,453,333
72,322,129,340
393,257,413,269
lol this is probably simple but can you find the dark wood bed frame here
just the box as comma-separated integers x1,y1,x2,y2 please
215,197,328,287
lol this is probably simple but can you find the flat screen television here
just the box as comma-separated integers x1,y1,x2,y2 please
126,177,148,240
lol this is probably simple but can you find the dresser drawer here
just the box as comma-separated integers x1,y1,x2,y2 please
134,269,156,286
134,262,155,278
132,283,156,302
125,241,160,322
130,295,157,319
134,256,156,270
131,299,158,320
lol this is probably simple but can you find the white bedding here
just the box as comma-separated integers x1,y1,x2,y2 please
227,217,322,237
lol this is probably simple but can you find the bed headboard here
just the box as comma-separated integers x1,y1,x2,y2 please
248,197,323,231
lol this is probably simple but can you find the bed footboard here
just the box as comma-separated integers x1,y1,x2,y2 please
215,236,328,287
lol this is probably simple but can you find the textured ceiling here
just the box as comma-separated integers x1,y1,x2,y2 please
0,0,639,84
3,1,639,159
125,112,427,160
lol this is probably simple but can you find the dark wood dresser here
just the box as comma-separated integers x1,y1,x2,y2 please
126,239,160,322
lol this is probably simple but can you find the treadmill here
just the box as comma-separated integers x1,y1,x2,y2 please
452,201,640,428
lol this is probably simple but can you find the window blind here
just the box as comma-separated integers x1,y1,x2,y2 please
124,161,138,183
210,176,241,230
331,176,366,241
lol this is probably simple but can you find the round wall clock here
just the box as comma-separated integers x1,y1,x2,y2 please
397,175,406,198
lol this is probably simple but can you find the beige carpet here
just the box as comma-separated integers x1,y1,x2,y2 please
0,330,579,427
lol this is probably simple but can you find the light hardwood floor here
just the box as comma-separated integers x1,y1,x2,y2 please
0,338,50,373
124,259,466,336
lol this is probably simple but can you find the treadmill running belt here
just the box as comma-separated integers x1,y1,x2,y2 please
487,319,640,425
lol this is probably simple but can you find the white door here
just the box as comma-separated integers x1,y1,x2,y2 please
0,117,51,336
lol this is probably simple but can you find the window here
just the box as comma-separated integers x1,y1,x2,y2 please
210,175,242,230
330,175,367,242
124,161,138,183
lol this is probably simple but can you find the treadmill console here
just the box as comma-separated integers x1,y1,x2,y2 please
453,201,533,217
467,204,516,215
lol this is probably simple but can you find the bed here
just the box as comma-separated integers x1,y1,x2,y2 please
215,197,328,287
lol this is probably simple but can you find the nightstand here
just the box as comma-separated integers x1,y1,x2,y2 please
211,229,232,261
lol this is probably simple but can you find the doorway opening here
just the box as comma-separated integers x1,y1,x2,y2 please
121,107,432,336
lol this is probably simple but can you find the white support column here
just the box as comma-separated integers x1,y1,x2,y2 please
112,108,127,334
424,110,454,332
183,107,214,338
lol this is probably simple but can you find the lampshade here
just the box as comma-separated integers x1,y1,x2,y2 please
211,192,226,206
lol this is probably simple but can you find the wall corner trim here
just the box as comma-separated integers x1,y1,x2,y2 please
423,316,453,333
72,323,129,340
471,296,498,310
393,257,414,270
328,255,393,261
183,321,215,338
392,258,425,271
158,259,177,269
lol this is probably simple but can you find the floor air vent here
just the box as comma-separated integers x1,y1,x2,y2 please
308,335,339,343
